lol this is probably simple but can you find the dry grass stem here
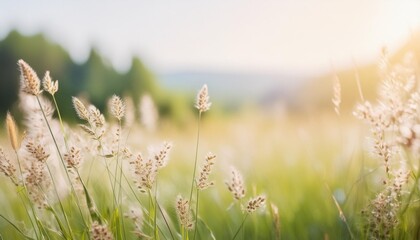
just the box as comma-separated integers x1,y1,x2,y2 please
270,203,280,240
332,75,341,115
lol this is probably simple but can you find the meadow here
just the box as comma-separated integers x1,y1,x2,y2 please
0,54,419,240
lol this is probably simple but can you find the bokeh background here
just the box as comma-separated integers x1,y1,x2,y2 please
1,1,420,120
1,1,420,239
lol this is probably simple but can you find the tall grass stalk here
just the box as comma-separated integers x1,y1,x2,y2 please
2,62,274,239
44,164,73,239
0,214,35,240
193,190,200,240
232,213,248,240
325,183,354,239
12,150,40,238
35,96,90,232
189,111,202,205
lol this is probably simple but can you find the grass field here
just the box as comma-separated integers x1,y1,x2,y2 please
0,57,419,240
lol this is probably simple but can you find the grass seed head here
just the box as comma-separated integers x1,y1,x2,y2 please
25,140,50,162
64,146,82,169
197,152,216,190
42,71,58,95
153,141,172,169
88,105,106,128
176,195,194,230
225,167,246,200
195,84,211,113
72,97,90,121
109,95,125,121
246,195,266,213
332,74,341,115
90,221,114,240
6,112,20,151
18,59,41,96
0,148,18,185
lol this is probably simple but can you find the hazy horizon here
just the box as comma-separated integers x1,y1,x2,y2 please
1,1,419,78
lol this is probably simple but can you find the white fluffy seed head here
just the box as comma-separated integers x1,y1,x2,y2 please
109,95,125,121
43,71,58,95
195,84,211,113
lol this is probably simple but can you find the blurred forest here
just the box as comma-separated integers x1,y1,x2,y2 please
0,30,191,123
1,30,420,124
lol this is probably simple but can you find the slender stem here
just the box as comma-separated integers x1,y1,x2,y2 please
35,96,89,229
0,214,35,240
232,214,248,240
123,171,167,238
147,189,155,232
17,190,40,239
157,202,175,240
51,91,75,239
45,164,74,239
325,183,354,239
189,112,202,204
95,138,118,208
154,180,158,240
193,190,200,240
181,227,185,240
52,95,68,150
400,158,420,215
111,120,126,239
14,152,40,239
112,121,121,203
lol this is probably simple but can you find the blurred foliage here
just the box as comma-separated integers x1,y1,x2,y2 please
0,30,192,123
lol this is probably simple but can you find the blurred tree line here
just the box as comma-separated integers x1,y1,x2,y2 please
0,30,191,124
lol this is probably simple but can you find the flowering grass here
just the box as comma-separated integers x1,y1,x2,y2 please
0,53,419,240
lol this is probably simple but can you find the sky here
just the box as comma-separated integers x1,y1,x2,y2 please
1,0,420,75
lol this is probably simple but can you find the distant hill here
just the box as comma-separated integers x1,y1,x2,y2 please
0,30,190,122
159,70,308,110
296,31,420,113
